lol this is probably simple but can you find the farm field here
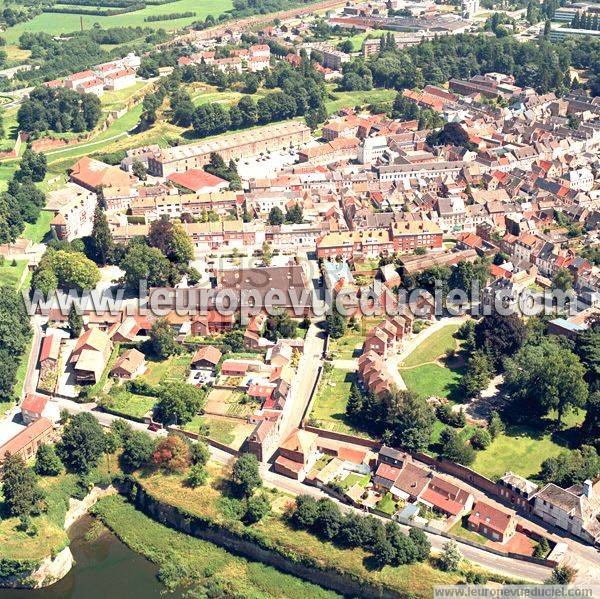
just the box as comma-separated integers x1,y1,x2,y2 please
2,0,234,44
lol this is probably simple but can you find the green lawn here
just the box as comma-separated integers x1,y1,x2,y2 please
472,425,568,481
376,492,398,515
100,82,147,111
338,472,370,491
325,87,397,115
0,258,28,288
401,324,462,368
2,0,234,43
22,210,53,243
310,367,366,436
342,30,385,52
92,494,341,599
401,362,465,402
104,386,156,420
328,330,364,359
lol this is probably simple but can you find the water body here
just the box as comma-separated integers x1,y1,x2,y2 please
0,515,176,599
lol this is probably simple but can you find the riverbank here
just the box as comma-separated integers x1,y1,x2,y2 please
92,494,341,598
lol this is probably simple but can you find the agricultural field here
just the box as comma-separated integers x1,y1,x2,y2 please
2,0,234,44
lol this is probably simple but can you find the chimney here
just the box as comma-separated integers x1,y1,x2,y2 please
582,479,593,498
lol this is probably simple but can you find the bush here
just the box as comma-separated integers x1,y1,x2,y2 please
470,428,492,450
244,494,270,524
436,403,467,428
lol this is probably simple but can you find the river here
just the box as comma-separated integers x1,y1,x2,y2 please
0,515,176,599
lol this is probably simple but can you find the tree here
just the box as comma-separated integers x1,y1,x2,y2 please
474,312,526,370
131,158,147,181
533,537,550,558
120,243,176,289
539,446,600,487
315,498,343,540
439,540,462,572
373,537,397,568
326,311,347,339
186,463,208,488
68,304,83,338
291,495,319,528
148,217,193,264
244,494,271,523
150,318,180,359
285,203,303,224
547,565,576,584
57,412,106,474
192,103,230,137
190,439,210,467
504,339,588,424
409,528,430,562
231,453,261,497
488,410,504,439
1,453,45,517
385,522,417,565
268,206,284,226
439,427,476,465
387,390,435,452
261,241,272,266
34,443,62,476
338,39,354,54
152,435,191,471
155,381,205,425
33,249,100,293
19,148,47,182
346,382,364,420
461,350,492,398
552,267,574,292
470,427,492,450
89,205,114,265
120,430,155,473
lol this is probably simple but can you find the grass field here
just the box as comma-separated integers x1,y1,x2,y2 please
401,324,461,368
401,362,465,401
310,367,376,439
325,87,396,114
22,210,53,243
448,516,488,545
183,414,255,449
472,424,568,481
2,0,234,44
0,258,28,288
92,494,341,598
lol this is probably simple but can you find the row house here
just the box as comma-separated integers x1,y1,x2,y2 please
363,314,411,357
376,161,467,183
390,219,443,252
316,229,394,260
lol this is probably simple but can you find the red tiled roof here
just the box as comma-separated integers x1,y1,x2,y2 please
468,500,514,535
375,462,401,482
420,487,465,516
167,169,228,192
0,418,52,458
21,393,48,416
191,345,222,366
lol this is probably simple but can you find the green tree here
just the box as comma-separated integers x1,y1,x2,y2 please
547,565,576,584
409,528,430,562
57,412,106,474
470,427,492,450
120,430,155,473
131,158,147,181
68,304,83,338
285,203,303,224
387,390,435,452
186,463,208,488
488,410,504,439
474,312,526,370
244,493,270,523
268,206,284,226
190,439,210,466
34,443,63,476
439,427,476,465
155,381,205,425
120,243,177,289
439,540,462,572
1,453,45,517
552,267,574,292
461,350,492,398
89,205,114,265
231,453,261,497
504,339,588,424
326,311,347,339
150,317,179,359
18,148,47,182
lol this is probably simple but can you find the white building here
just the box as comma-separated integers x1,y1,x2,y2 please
358,136,389,164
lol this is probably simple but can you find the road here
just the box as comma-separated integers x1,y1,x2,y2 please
23,315,44,398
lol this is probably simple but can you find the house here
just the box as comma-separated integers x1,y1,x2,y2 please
498,472,539,511
393,462,431,501
532,479,600,545
166,169,230,194
69,327,113,384
419,476,474,519
0,418,54,467
190,345,222,370
373,462,402,492
273,428,318,481
221,359,250,377
20,393,49,425
111,348,146,380
46,184,97,242
468,501,517,543
378,445,409,469
69,157,135,192
267,342,293,367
